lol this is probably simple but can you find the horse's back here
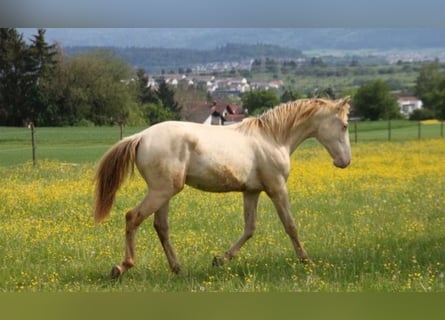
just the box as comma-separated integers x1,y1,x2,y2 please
135,121,263,192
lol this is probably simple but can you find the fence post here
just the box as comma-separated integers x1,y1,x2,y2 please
441,121,444,138
418,121,421,140
354,120,358,143
117,119,125,140
388,118,391,141
28,121,36,166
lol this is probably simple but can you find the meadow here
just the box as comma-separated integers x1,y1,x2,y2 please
0,124,444,292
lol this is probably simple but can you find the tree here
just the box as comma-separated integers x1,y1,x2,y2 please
241,89,280,115
133,71,183,124
28,29,59,126
424,77,445,120
280,88,303,103
48,49,136,126
415,61,443,101
353,80,401,120
0,28,37,125
415,61,445,119
143,101,174,125
135,68,159,105
29,29,57,82
156,80,181,120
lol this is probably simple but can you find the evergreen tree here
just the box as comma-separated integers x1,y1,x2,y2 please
29,29,57,82
0,28,37,125
28,28,59,125
156,79,181,120
136,68,159,105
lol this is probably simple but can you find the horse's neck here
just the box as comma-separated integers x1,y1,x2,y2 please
285,121,315,154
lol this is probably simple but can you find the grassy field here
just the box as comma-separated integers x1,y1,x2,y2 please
0,124,444,292
0,126,146,166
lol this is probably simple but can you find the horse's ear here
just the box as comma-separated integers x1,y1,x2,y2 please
340,96,351,105
336,96,351,110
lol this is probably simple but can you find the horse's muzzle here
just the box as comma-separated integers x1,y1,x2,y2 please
333,157,351,169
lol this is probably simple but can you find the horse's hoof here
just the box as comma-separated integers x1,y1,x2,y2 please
171,265,182,274
110,265,123,279
212,256,224,267
301,257,314,266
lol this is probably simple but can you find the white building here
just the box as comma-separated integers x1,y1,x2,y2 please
397,96,423,117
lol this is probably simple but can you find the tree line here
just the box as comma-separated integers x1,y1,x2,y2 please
0,28,180,127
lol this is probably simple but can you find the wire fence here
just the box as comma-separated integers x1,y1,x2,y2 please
0,121,444,166
349,119,444,143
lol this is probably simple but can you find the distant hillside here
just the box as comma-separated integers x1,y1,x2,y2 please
19,28,445,50
64,43,304,73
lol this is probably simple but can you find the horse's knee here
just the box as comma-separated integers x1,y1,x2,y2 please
125,210,133,221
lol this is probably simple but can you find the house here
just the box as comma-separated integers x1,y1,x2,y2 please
146,76,158,89
200,103,246,125
396,95,423,117
250,80,284,90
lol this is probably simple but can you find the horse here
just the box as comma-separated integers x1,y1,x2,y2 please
94,97,352,278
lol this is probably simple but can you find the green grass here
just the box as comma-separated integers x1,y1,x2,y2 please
0,129,444,292
0,126,146,166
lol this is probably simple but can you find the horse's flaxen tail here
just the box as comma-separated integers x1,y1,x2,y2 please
94,134,143,223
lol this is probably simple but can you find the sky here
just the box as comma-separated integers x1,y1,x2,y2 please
2,0,445,27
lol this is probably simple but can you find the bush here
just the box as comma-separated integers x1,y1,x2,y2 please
409,108,435,121
74,119,95,127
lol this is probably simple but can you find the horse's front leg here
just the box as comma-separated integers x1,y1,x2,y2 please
267,185,312,264
213,191,260,266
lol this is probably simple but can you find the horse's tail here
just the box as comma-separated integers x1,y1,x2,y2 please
94,134,143,223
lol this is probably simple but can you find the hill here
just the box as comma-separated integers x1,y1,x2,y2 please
63,43,304,73
19,28,445,51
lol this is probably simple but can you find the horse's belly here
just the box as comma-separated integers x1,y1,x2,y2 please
185,165,257,192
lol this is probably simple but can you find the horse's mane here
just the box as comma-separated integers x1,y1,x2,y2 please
235,97,350,142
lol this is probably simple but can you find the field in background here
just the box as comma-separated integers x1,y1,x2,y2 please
0,127,444,292
0,120,444,166
0,126,145,166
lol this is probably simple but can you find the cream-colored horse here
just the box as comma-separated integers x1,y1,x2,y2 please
94,97,351,278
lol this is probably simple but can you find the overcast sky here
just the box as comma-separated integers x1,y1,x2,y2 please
2,0,445,27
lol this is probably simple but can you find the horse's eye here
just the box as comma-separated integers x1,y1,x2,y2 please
343,124,348,130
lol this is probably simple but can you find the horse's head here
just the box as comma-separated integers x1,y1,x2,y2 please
314,97,352,169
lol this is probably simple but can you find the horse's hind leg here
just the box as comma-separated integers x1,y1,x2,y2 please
153,201,181,274
110,189,172,279
213,191,260,266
